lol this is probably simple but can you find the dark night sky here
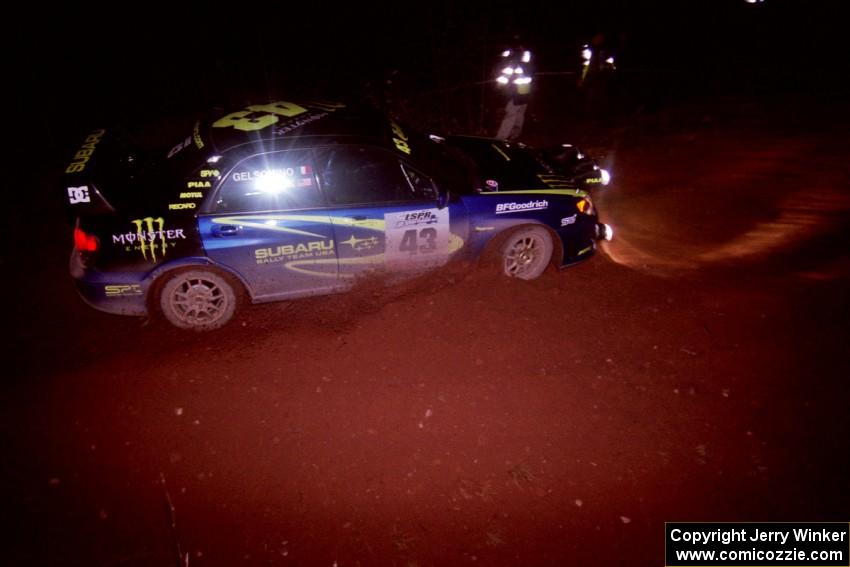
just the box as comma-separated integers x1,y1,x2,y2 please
13,0,849,155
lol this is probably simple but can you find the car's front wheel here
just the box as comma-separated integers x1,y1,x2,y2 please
498,226,554,280
157,268,241,331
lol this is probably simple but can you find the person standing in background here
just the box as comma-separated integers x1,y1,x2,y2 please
495,44,534,140
578,32,617,122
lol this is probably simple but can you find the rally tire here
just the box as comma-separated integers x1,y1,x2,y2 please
498,226,554,280
157,268,241,331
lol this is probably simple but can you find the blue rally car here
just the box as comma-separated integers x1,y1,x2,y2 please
65,99,612,330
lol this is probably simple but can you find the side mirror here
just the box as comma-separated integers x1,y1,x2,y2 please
437,190,451,209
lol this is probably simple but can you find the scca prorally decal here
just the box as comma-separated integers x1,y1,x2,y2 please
66,129,105,174
254,240,335,265
105,284,142,297
111,217,186,262
67,186,90,204
496,200,548,214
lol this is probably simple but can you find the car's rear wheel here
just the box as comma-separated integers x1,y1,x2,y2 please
157,268,241,331
499,226,554,280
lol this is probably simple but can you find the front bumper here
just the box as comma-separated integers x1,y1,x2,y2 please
555,214,614,266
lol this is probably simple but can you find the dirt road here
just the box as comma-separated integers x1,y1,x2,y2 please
4,97,849,566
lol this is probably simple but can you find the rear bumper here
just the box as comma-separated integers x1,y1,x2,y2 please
70,250,149,316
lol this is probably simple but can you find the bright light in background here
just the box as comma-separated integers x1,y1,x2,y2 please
254,172,294,194
605,56,615,65
497,47,533,90
582,46,592,62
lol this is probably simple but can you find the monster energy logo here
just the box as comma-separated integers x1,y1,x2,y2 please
133,217,166,261
111,217,186,262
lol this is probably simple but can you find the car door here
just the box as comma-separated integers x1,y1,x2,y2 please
316,145,453,282
199,149,340,301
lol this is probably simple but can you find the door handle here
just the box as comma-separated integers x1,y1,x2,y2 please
212,224,241,237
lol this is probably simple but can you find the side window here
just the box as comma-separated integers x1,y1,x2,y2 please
317,147,425,205
401,163,438,200
213,150,322,213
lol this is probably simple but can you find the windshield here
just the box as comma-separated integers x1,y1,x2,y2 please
392,125,480,195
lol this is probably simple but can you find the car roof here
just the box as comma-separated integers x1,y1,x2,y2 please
201,100,389,155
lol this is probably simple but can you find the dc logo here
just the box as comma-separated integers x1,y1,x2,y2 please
68,186,90,204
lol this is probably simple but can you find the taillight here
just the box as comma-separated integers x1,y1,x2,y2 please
74,226,99,253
